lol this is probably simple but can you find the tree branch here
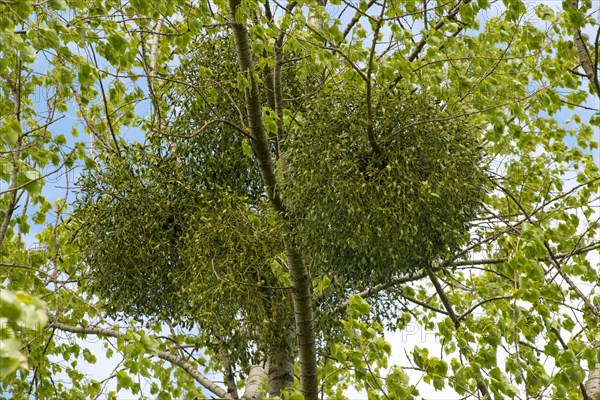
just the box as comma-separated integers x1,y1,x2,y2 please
228,0,282,212
221,350,240,400
0,59,22,248
497,183,600,319
48,321,229,399
407,0,470,62
365,5,386,156
425,267,490,398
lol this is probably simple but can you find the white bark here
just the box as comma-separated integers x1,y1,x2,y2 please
588,363,600,400
242,365,267,400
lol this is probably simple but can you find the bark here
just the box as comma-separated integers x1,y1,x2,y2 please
148,17,163,99
586,362,600,400
222,350,240,400
268,327,295,397
571,0,600,98
49,321,229,399
273,33,287,157
227,0,282,211
227,1,319,398
284,245,318,399
242,365,267,400
262,63,277,159
308,0,327,29
0,139,20,247
365,8,384,157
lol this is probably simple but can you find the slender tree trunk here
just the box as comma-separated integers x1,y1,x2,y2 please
221,350,240,400
587,362,600,400
308,0,327,29
268,327,295,397
283,244,318,399
242,365,267,400
571,0,600,98
227,1,319,398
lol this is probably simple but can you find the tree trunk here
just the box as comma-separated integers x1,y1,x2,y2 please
242,365,267,400
221,350,240,400
587,363,600,400
227,1,319,398
268,327,295,397
308,0,327,29
571,0,600,97
283,244,318,399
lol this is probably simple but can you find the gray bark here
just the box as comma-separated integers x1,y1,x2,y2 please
571,0,600,97
222,350,240,400
227,1,319,398
268,327,295,397
308,0,326,29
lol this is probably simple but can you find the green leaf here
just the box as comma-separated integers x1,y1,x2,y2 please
0,339,26,378
1,119,20,147
0,290,47,378
17,170,43,194
348,295,370,317
116,370,133,390
19,46,36,63
242,140,253,158
283,389,305,400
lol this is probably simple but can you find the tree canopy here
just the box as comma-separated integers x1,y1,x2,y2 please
0,0,599,399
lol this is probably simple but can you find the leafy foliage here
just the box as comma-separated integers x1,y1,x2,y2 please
0,0,599,399
285,85,487,284
74,138,287,360
0,290,47,379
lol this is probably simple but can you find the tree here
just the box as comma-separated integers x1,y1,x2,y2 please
0,0,599,399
